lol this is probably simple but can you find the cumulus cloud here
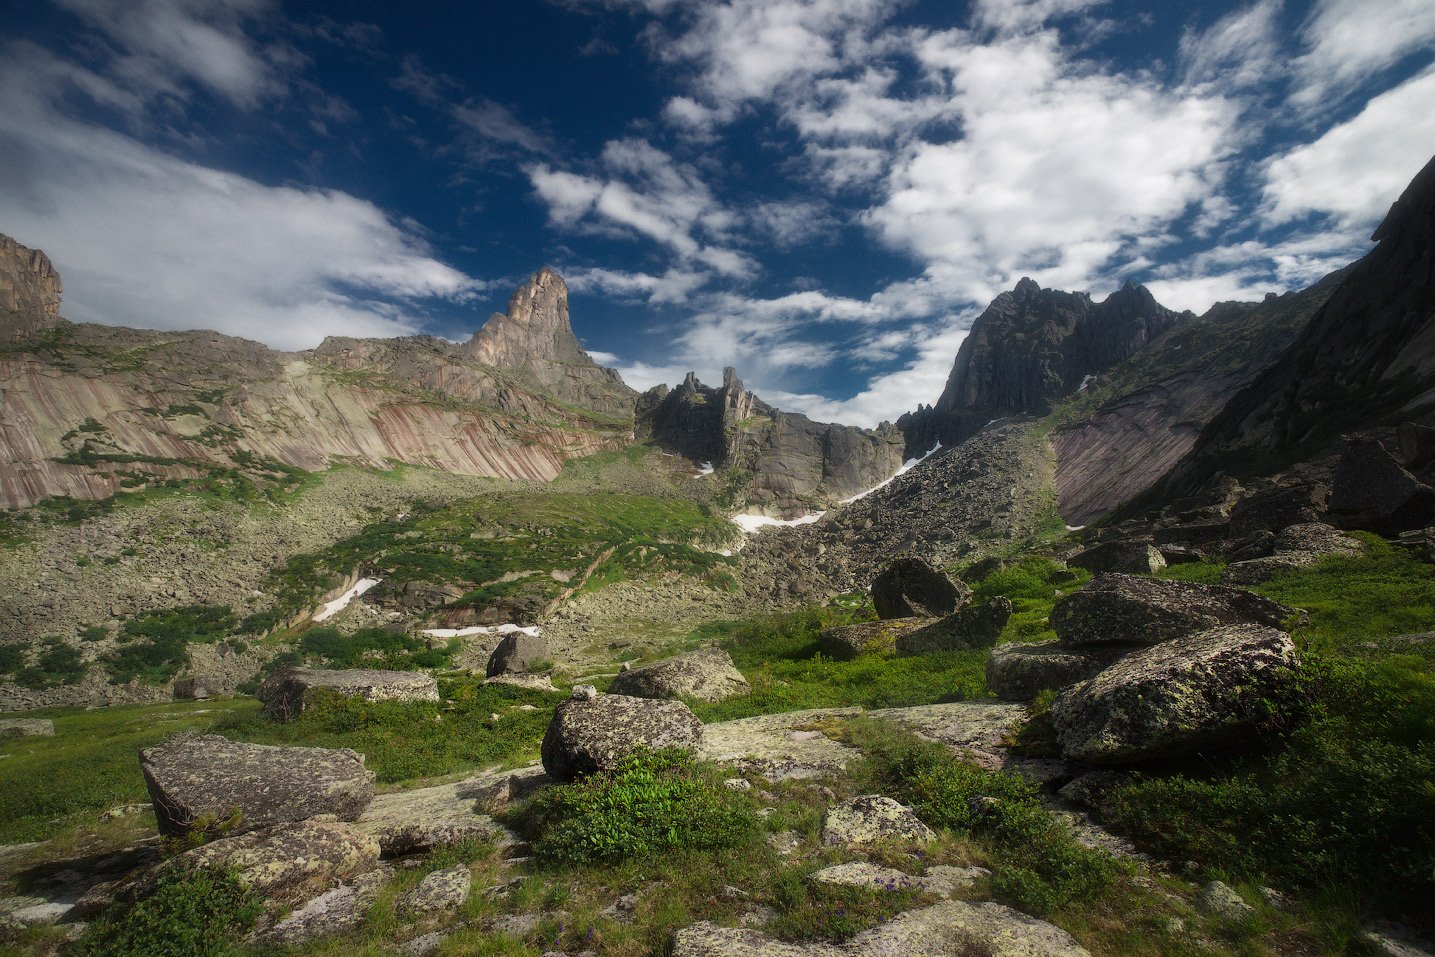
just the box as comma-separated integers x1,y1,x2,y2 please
1179,0,1285,93
0,42,482,351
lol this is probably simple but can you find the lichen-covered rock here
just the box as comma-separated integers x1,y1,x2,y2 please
257,667,438,721
1050,624,1299,764
255,866,392,946
817,619,930,660
1067,540,1166,575
986,642,1123,701
821,795,935,847
809,862,924,892
399,865,471,916
1050,573,1301,648
608,648,750,701
355,767,534,856
541,692,703,781
871,557,971,620
141,734,374,837
1196,881,1254,920
1223,523,1366,586
0,718,54,737
487,631,549,677
896,598,1013,655
149,819,381,906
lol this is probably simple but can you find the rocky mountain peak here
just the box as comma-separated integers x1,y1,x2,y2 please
0,233,64,342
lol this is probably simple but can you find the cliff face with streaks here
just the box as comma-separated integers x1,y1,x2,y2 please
0,255,635,509
0,234,62,343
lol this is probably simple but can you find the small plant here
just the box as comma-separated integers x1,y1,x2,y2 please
296,625,458,670
512,748,760,865
75,868,263,957
14,639,86,689
104,606,237,684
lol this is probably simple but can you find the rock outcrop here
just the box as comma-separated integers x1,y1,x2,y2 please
0,234,62,343
638,367,905,512
1050,624,1299,764
540,691,704,782
872,556,971,619
818,619,930,660
986,642,1124,702
486,631,549,677
821,795,936,848
140,734,375,836
895,598,1013,655
1050,573,1300,648
607,648,751,702
257,668,439,721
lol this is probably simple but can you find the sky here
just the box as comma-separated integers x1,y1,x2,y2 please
1,0,1433,427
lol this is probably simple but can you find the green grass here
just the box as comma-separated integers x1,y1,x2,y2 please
968,556,1090,645
75,868,263,957
293,625,458,671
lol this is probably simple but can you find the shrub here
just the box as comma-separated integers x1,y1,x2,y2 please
76,868,262,957
297,625,458,670
513,748,760,865
105,606,237,684
14,639,86,689
0,642,27,676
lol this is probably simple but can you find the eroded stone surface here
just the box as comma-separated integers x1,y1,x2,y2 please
541,692,703,781
257,668,439,721
608,648,751,702
0,718,54,737
822,796,935,848
400,865,472,915
355,767,537,856
1050,573,1300,648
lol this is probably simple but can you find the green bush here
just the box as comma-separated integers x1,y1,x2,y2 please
76,868,262,957
514,748,760,865
0,642,27,676
14,639,86,689
297,625,457,670
105,606,237,684
968,556,1089,645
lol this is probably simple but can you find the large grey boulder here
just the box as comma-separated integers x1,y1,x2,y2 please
896,598,1013,655
1330,437,1435,534
1224,522,1367,586
257,667,438,721
1050,624,1299,764
817,619,930,660
486,631,549,677
146,818,380,907
1051,573,1301,648
1067,540,1166,576
140,734,375,837
986,642,1123,701
608,648,751,701
1227,483,1329,537
0,718,54,737
541,691,703,781
871,557,970,620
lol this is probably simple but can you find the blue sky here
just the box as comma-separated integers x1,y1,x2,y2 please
1,0,1433,426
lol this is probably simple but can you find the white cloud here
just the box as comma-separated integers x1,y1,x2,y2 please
1263,68,1435,231
971,0,1109,35
564,266,711,305
1179,0,1284,93
0,42,482,351
1292,0,1435,111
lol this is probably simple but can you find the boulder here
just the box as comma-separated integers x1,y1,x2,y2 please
821,795,935,847
540,691,703,781
255,867,392,946
871,557,971,620
818,619,930,660
1196,880,1254,920
895,598,1013,655
1222,523,1364,585
1227,483,1329,537
1050,573,1301,648
149,818,381,906
1050,624,1299,764
986,642,1123,701
1330,437,1435,534
1067,540,1167,575
257,667,439,721
1224,531,1276,562
141,734,374,837
0,718,54,737
399,865,471,916
354,766,537,856
486,631,549,677
607,648,751,701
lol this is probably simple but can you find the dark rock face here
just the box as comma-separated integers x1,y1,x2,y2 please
900,279,1184,454
1228,483,1330,537
1067,540,1166,575
486,632,549,677
540,693,703,782
1329,437,1435,534
607,649,750,702
638,367,905,511
140,734,375,837
817,619,931,660
1050,573,1301,648
1222,522,1365,585
986,643,1124,701
257,668,439,721
895,598,1013,655
1050,624,1299,764
0,235,62,343
872,557,971,619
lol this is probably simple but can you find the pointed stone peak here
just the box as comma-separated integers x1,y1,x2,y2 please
1012,277,1043,298
466,267,585,369
0,233,63,342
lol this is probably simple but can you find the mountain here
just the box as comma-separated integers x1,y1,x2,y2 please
0,253,635,509
1152,153,1435,499
637,368,906,514
899,279,1187,454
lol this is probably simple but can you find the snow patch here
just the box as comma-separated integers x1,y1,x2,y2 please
841,443,942,504
1065,524,1086,532
1077,375,1095,392
731,511,827,534
421,623,542,639
694,461,715,477
313,577,382,622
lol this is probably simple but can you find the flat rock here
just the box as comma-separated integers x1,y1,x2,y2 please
400,864,472,915
255,866,392,945
895,598,1013,655
0,718,54,737
818,619,929,661
1067,540,1166,576
1363,923,1435,957
1051,624,1300,764
809,862,924,892
485,673,556,692
821,795,935,848
608,648,751,701
872,557,971,620
1050,573,1301,648
987,642,1123,701
699,707,863,781
257,667,439,721
141,734,374,837
541,691,703,781
355,766,539,856
870,701,1027,769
